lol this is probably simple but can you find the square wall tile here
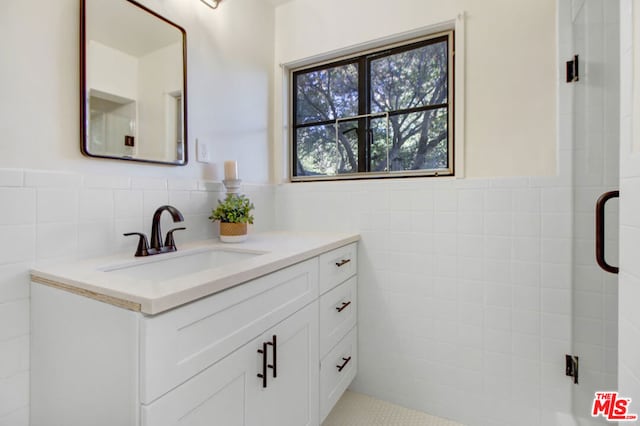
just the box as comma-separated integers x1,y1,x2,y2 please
0,335,29,378
0,407,28,426
541,263,571,289
484,213,512,237
541,288,571,315
514,238,541,263
0,372,28,418
485,283,512,308
0,189,35,225
513,310,541,336
513,261,541,287
434,189,457,211
37,189,78,224
0,299,29,341
0,226,35,266
513,189,541,213
79,189,114,221
484,236,511,260
36,223,77,261
114,190,144,219
0,169,24,187
541,238,572,264
457,213,483,235
513,286,540,312
541,188,572,213
78,221,115,259
485,189,513,212
542,313,571,341
0,263,30,303
458,189,485,212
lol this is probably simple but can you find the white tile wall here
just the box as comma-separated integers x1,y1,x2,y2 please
275,177,573,425
0,168,275,424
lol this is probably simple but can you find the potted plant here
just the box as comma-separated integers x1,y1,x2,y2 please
209,193,255,242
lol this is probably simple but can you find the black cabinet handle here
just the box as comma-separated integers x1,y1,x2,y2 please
336,356,352,372
267,335,277,378
595,190,619,274
336,301,351,313
335,259,351,267
257,342,268,388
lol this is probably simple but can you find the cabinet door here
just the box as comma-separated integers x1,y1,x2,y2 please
141,334,262,426
259,302,319,426
140,258,319,403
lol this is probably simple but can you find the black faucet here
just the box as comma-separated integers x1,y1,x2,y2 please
124,205,186,257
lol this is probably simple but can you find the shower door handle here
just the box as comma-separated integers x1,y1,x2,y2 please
595,190,619,274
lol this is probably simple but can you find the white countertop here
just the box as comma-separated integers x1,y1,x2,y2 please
30,231,360,315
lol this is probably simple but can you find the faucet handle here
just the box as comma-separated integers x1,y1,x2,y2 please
123,232,150,257
165,227,186,249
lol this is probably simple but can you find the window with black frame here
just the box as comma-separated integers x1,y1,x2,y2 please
292,31,454,181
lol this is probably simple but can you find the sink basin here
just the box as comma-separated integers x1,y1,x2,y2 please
103,248,265,281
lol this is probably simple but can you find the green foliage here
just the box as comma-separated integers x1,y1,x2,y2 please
209,194,255,224
294,39,449,176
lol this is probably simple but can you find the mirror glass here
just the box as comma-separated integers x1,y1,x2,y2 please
81,0,187,165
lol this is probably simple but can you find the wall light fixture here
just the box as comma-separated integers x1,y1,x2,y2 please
201,0,222,9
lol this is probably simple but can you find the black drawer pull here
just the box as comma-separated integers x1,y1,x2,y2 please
336,301,351,313
267,335,277,378
336,356,352,372
257,342,268,388
335,259,351,267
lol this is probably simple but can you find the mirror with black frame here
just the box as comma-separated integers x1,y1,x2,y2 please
80,0,187,165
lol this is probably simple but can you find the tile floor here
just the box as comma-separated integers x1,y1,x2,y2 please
322,391,465,426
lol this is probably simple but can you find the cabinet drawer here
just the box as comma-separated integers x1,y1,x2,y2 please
319,276,357,357
319,243,357,294
139,257,319,404
320,325,357,423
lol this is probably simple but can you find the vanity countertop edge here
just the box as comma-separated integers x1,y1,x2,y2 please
30,231,360,315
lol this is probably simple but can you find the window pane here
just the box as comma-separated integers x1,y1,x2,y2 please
370,108,448,172
295,63,359,125
369,117,389,172
295,122,358,176
370,40,448,113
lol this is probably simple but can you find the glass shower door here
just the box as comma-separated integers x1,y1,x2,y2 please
571,0,620,423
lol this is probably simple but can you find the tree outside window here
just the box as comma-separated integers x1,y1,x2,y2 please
292,32,453,180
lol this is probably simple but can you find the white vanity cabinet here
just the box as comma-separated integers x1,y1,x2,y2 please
30,238,358,426
142,302,319,426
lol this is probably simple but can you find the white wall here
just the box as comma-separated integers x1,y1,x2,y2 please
273,0,557,179
618,0,640,417
0,0,277,423
137,42,183,161
0,0,274,183
88,41,139,100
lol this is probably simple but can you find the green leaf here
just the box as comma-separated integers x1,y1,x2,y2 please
209,194,255,224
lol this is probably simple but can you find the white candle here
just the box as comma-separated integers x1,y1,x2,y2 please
224,160,238,180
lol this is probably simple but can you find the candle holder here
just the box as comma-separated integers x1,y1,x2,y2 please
223,179,241,195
